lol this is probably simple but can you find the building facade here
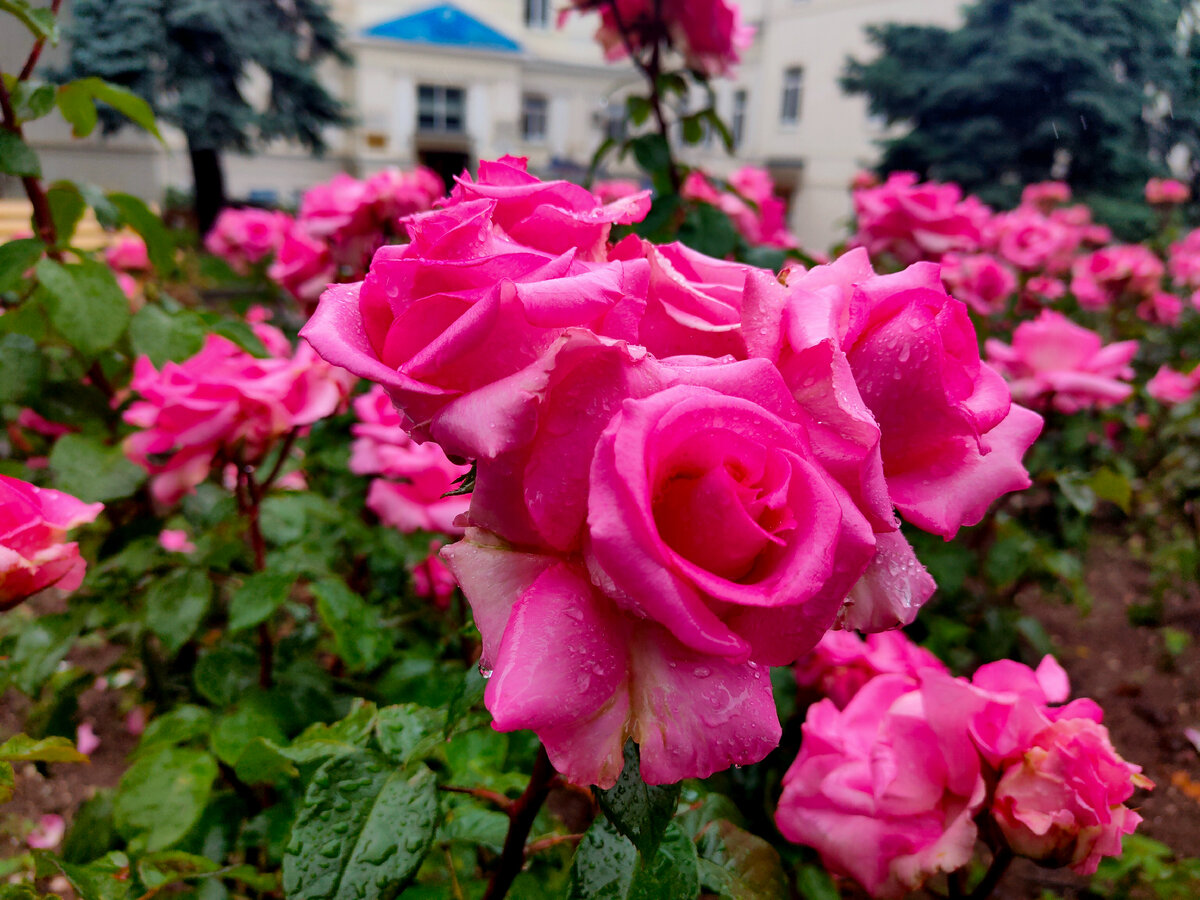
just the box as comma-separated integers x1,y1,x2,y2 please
5,0,964,250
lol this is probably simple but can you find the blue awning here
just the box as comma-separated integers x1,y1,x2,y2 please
364,4,522,53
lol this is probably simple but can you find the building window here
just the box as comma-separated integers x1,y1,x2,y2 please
731,89,747,149
525,0,550,28
780,66,803,126
522,94,548,142
417,84,465,133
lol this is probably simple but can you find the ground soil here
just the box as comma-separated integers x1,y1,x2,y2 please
1,537,1198,898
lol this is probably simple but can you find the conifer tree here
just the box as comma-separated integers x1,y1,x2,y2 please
59,0,349,234
843,0,1200,227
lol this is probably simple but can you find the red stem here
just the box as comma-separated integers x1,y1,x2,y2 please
481,746,556,900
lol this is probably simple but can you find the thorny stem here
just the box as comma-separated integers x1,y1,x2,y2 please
0,1,63,258
481,745,557,900
525,833,584,857
605,0,682,192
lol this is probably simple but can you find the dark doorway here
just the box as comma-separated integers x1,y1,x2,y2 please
418,149,471,193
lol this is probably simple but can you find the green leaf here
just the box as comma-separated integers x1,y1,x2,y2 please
114,747,217,852
627,825,699,900
630,134,673,191
0,236,43,291
68,78,162,141
0,761,12,804
681,115,705,145
0,733,88,763
194,644,259,706
0,131,41,177
48,433,144,503
211,696,287,767
626,96,652,127
5,612,79,695
108,193,172,273
795,863,839,900
694,819,787,900
282,753,438,900
566,818,698,900
128,304,206,367
62,790,120,863
1088,467,1132,514
46,182,86,248
76,184,120,229
678,203,738,259
35,258,130,355
136,852,219,890
1055,471,1097,516
208,319,269,357
233,737,299,785
597,741,681,859
311,579,393,673
0,333,44,402
285,701,378,764
228,571,294,633
374,704,446,768
0,0,57,39
11,81,56,124
33,851,131,900
144,568,212,654
56,82,98,138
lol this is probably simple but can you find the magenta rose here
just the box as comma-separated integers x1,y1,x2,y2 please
205,207,293,274
268,223,337,308
939,252,1017,316
1070,245,1164,310
1168,229,1200,288
853,172,992,264
1136,290,1183,326
1146,364,1199,405
444,534,780,787
364,166,444,225
1,475,103,608
986,206,1081,274
447,156,650,261
297,173,376,243
985,311,1138,413
1146,177,1190,205
992,717,1151,874
105,235,151,273
1021,181,1071,211
299,198,649,439
775,673,987,899
795,628,947,709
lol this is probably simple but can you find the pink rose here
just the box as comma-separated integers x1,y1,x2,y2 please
447,156,650,262
683,168,797,249
776,674,987,899
853,172,992,264
1070,246,1164,310
16,408,75,439
365,166,444,226
992,717,1151,874
940,252,1017,315
298,173,376,242
1146,364,1199,404
26,814,66,850
0,475,103,609
986,311,1139,413
1025,275,1067,303
105,235,151,273
1021,181,1071,211
76,722,101,755
564,0,754,76
1136,290,1183,326
795,629,947,709
205,207,293,274
762,249,1042,537
987,206,1081,274
124,323,354,506
350,386,471,534
1168,229,1200,288
610,235,757,358
591,179,644,205
444,535,780,787
299,198,649,439
411,541,458,608
268,223,337,308
1146,177,1190,205
158,529,196,554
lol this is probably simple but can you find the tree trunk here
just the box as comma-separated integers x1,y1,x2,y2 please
188,140,226,237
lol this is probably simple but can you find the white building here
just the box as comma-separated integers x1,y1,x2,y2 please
5,0,964,250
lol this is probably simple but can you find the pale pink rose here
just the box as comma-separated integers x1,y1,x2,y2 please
992,718,1150,874
1021,181,1071,211
443,536,779,787
795,629,947,709
75,722,100,755
759,249,1042,538
351,387,470,533
205,207,293,274
986,311,1139,413
268,223,337,309
105,235,150,272
776,674,987,899
27,814,66,850
123,324,354,506
125,706,148,736
1168,229,1200,289
364,166,444,226
116,272,140,302
610,235,757,358
1146,365,1199,404
1136,291,1183,326
1,475,102,609
1070,245,1164,310
940,252,1017,315
563,0,754,76
591,179,644,205
299,198,650,440
1146,177,1190,205
158,529,196,554
987,206,1081,274
447,156,650,261
853,172,992,264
